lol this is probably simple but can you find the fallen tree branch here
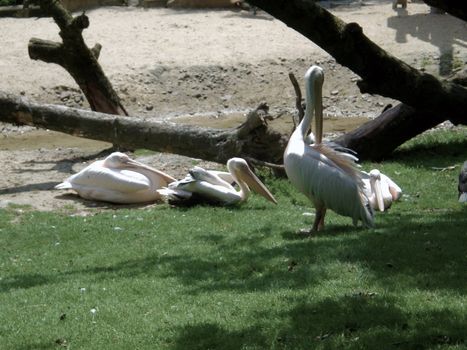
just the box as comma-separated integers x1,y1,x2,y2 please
0,92,287,165
334,103,445,160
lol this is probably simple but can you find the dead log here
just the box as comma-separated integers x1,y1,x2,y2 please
0,92,287,165
423,0,467,21
246,0,467,126
334,103,445,160
29,0,127,116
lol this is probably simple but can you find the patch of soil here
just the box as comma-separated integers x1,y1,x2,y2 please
1,2,466,212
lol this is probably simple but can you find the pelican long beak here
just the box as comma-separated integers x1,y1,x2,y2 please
313,75,324,145
240,167,277,204
126,159,177,184
373,178,385,212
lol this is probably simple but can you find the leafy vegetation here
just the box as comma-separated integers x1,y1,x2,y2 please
0,128,466,349
0,0,17,6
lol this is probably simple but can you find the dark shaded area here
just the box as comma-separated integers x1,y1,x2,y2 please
172,323,268,350
0,181,59,195
3,201,466,348
423,0,467,22
0,273,51,292
392,130,467,168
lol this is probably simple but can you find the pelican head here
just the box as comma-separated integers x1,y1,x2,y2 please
304,66,325,144
103,152,137,168
227,158,277,204
102,152,176,183
369,169,385,212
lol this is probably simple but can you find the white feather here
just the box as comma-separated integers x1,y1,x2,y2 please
284,66,373,231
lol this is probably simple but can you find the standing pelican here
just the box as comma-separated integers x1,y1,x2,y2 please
284,66,373,233
55,152,176,204
362,169,402,211
459,161,467,202
159,157,277,206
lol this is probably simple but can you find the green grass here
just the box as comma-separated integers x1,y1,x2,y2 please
1,128,466,349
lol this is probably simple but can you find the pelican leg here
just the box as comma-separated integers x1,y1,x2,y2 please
299,204,326,236
313,206,326,232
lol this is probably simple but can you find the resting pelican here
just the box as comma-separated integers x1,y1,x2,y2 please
362,169,402,211
459,161,467,202
159,157,277,206
284,66,373,233
55,152,176,204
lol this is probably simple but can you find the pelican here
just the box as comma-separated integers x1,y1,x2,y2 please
55,152,176,204
459,161,467,202
284,65,373,233
159,157,277,206
362,169,402,211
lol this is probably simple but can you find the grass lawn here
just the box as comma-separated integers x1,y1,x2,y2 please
1,128,466,349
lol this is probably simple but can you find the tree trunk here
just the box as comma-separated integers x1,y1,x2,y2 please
29,0,127,116
246,0,467,126
334,103,445,160
423,0,467,21
0,92,287,165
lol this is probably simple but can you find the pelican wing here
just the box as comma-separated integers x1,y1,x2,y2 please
189,167,235,190
166,174,240,205
286,146,373,227
184,181,241,205
209,171,235,186
380,173,402,201
66,165,151,193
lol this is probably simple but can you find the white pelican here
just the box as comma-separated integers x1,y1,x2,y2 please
55,152,176,204
284,65,373,233
159,157,277,206
459,161,467,202
362,169,402,211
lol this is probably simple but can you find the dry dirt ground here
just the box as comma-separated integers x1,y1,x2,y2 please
1,1,466,212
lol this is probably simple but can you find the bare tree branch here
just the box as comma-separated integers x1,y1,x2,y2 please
0,92,287,165
30,0,127,116
247,0,467,125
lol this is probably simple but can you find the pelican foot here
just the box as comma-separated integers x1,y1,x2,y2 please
298,228,314,237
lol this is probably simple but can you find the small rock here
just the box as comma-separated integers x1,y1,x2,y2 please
60,92,71,101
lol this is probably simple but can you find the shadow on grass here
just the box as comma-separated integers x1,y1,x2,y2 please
268,297,466,349
0,273,51,292
4,209,466,348
171,323,268,350
5,206,464,295
169,294,465,349
345,209,467,292
16,341,58,350
30,206,459,299
394,132,467,169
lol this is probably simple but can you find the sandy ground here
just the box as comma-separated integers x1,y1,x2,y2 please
1,1,466,212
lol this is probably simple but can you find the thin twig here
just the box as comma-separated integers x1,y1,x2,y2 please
245,157,284,170
288,72,304,126
431,165,458,171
